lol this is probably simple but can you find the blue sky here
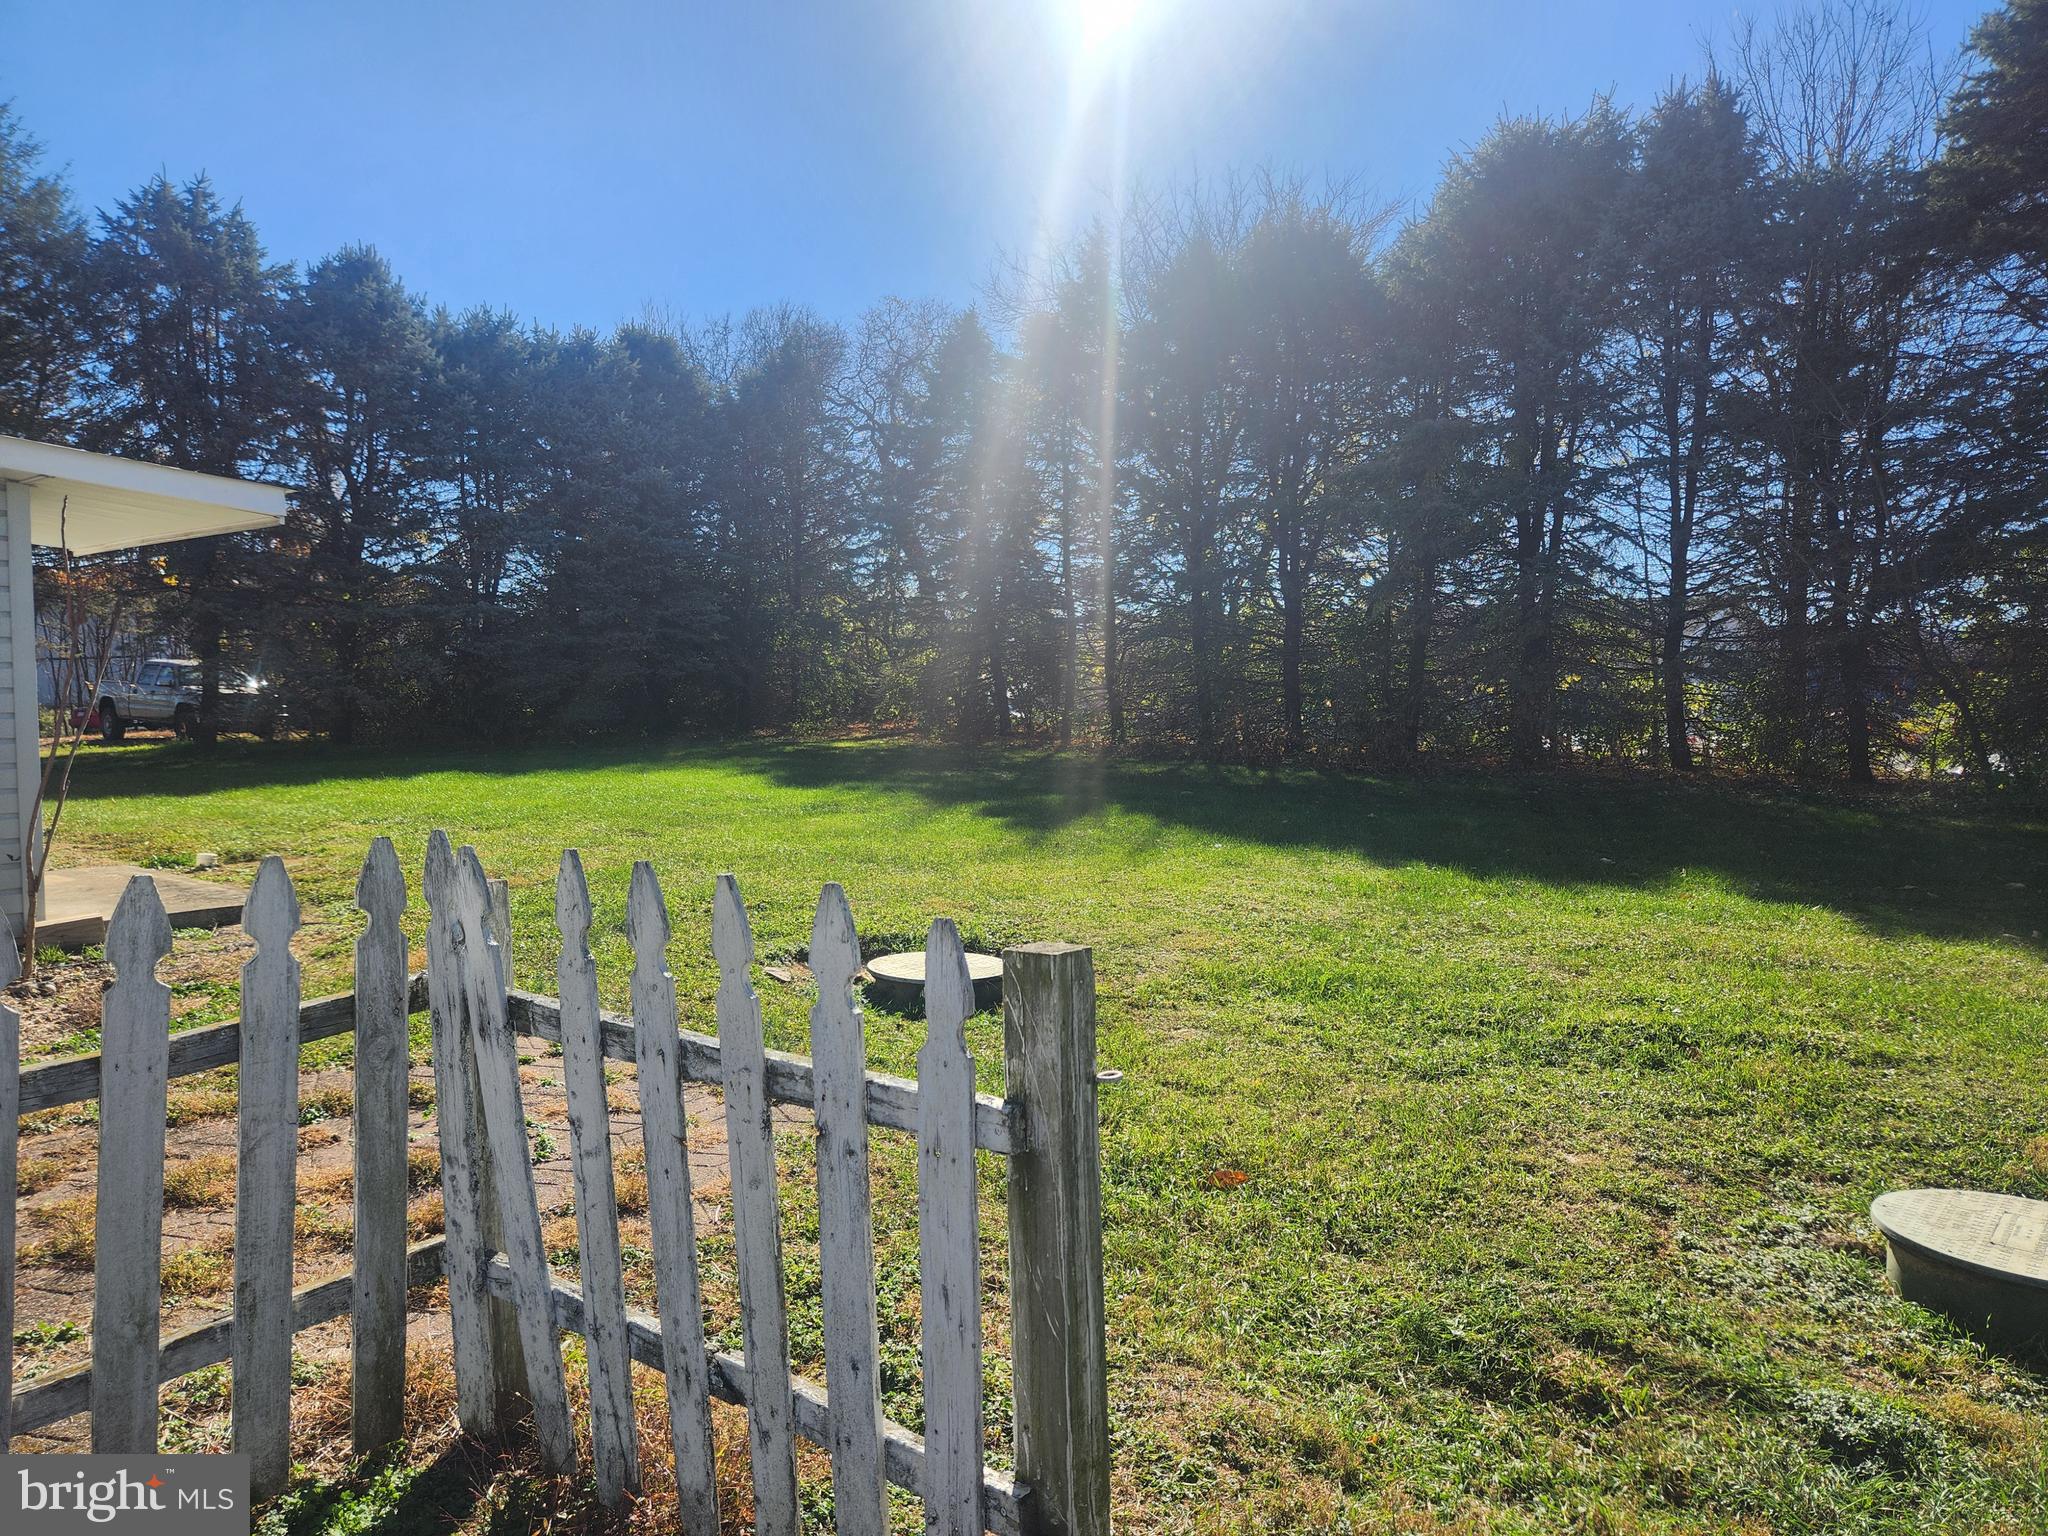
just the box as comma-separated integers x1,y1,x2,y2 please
3,0,1992,331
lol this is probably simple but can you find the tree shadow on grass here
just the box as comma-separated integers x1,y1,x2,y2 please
62,737,639,799
718,740,2048,953
61,736,2046,953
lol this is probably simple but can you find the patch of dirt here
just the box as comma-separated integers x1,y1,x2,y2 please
8,925,266,1057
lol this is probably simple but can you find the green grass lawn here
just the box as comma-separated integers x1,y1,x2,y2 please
54,738,2048,1533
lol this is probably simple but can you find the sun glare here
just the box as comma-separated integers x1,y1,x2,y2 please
1066,0,1158,66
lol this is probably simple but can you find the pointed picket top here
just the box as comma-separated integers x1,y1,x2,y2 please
243,856,301,956
457,844,494,917
712,872,755,983
627,860,672,968
355,836,406,925
556,850,593,957
423,829,458,914
107,874,173,979
455,845,501,964
922,917,975,1056
810,882,860,1002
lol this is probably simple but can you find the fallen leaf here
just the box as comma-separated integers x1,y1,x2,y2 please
1209,1167,1250,1190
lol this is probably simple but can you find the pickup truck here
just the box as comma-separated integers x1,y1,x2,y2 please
97,657,280,741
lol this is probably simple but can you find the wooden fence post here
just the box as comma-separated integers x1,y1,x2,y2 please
92,877,172,1453
807,883,887,1536
351,837,410,1455
556,850,640,1506
713,873,801,1535
477,867,529,1424
1002,943,1111,1536
626,862,722,1533
423,832,501,1435
453,849,574,1474
918,919,984,1536
233,857,302,1500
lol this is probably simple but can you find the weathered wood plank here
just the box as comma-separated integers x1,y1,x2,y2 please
808,882,887,1536
0,929,18,1447
472,860,528,1419
233,857,302,1499
351,837,411,1456
557,851,640,1506
13,1239,450,1437
628,862,721,1534
714,873,800,1536
499,989,1019,1155
91,876,172,1453
18,974,429,1117
489,877,511,991
1003,944,1110,1536
424,831,500,1434
917,918,985,1536
477,1258,1034,1536
454,846,575,1474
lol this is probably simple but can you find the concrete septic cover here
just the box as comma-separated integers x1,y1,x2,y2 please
865,949,1003,1011
1872,1188,2048,1353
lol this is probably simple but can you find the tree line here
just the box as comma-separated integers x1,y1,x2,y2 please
1,0,2043,783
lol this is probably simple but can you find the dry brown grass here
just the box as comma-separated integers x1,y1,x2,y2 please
613,1169,649,1216
161,1237,236,1301
16,1155,66,1196
166,1077,239,1127
164,1154,239,1209
23,1194,97,1268
295,1203,353,1253
300,1162,357,1206
408,1143,442,1192
409,1192,446,1239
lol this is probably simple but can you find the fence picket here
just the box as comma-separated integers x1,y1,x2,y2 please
808,883,887,1536
714,873,801,1536
0,930,18,1447
351,836,410,1455
474,862,529,1417
556,851,640,1505
234,858,303,1498
424,831,500,1433
627,862,721,1533
91,876,172,1452
917,918,985,1536
454,846,577,1474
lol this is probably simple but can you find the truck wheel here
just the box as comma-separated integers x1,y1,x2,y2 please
98,702,126,743
173,704,197,740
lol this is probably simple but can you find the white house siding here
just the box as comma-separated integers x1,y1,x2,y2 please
0,481,38,936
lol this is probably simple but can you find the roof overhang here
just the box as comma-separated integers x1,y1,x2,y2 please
0,434,288,556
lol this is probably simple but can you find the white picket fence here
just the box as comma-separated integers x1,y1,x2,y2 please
1,834,1111,1536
